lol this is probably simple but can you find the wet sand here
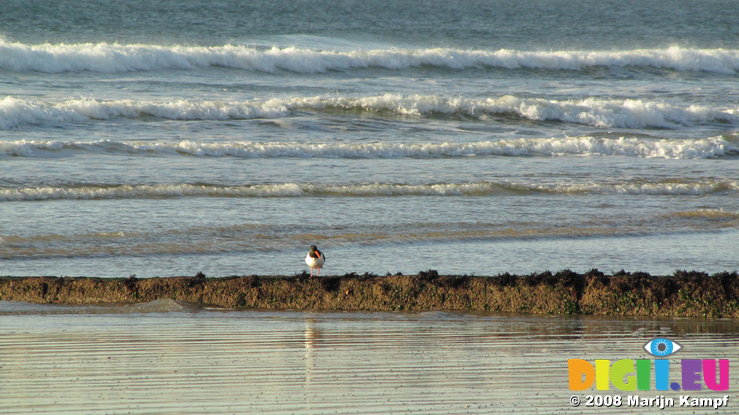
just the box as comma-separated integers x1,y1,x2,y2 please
1,270,737,317
0,305,736,414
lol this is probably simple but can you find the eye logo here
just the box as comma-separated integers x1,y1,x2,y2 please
644,338,682,357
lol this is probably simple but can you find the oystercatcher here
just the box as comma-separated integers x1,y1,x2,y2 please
305,245,325,277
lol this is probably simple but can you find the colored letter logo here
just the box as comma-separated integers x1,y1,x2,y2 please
568,338,730,392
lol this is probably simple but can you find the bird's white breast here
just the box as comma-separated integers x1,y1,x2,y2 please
305,253,325,268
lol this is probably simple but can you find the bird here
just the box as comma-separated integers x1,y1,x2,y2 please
305,245,325,277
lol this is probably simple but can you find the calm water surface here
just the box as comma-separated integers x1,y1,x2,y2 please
0,302,736,414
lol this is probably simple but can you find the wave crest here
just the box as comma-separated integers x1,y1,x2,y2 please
1,95,737,130
2,136,737,160
1,41,737,74
2,179,736,202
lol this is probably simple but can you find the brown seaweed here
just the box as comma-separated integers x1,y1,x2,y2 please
0,270,736,317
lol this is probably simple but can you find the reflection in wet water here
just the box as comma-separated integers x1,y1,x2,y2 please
0,306,736,414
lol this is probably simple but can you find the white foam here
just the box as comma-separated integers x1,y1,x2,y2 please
1,40,737,74
559,181,739,196
324,94,739,129
0,96,291,129
1,135,737,160
1,179,736,202
1,95,737,130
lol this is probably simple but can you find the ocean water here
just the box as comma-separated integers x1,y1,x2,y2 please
1,0,738,277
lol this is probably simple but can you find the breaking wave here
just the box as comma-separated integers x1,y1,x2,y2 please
2,179,736,202
2,95,738,130
1,95,738,130
1,40,737,74
2,136,737,159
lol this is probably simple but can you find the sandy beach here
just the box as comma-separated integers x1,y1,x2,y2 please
1,304,736,415
2,271,736,414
